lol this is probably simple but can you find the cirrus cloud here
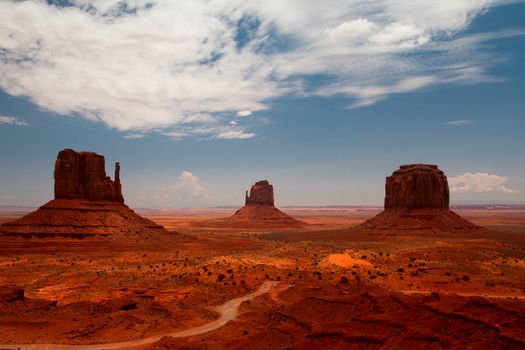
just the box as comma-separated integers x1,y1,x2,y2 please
216,130,256,139
0,116,29,126
0,0,520,137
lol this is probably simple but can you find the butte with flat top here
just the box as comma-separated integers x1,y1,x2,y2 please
359,164,482,233
0,149,167,239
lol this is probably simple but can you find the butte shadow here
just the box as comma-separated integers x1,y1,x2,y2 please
0,149,170,240
359,164,482,233
193,180,304,230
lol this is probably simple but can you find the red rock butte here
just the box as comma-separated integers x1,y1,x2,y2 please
0,149,166,239
54,149,124,202
230,180,303,227
245,180,275,206
360,164,481,232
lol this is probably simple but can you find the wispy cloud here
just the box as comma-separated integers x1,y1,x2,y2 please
216,130,256,139
162,124,256,140
236,110,252,117
0,116,29,126
449,172,519,194
442,120,473,125
123,133,145,139
0,0,518,136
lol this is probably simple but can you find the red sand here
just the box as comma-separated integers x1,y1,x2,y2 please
0,206,524,349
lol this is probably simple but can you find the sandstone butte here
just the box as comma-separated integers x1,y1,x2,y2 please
230,180,303,227
360,164,482,232
0,149,167,239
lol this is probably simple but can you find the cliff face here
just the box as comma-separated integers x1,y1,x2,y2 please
385,164,449,210
1,149,167,239
360,164,481,232
54,149,124,202
245,180,275,206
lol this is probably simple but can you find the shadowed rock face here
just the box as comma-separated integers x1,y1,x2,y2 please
0,149,168,239
360,164,481,232
224,180,303,227
54,149,124,203
385,164,449,209
245,180,274,206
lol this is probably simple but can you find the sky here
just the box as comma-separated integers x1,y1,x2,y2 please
0,0,524,208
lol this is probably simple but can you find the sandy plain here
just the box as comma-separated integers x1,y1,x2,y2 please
0,205,524,349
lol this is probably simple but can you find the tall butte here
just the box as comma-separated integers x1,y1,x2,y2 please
360,164,481,232
230,180,303,227
0,149,166,239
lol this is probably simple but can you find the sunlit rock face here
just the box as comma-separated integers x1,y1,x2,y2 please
384,164,449,210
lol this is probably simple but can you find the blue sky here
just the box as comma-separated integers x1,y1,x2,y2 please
0,0,524,208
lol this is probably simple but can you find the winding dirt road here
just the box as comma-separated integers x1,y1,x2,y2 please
0,281,278,350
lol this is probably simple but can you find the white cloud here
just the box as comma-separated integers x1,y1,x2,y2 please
442,120,473,125
158,171,210,201
0,116,29,126
236,110,252,117
449,172,519,194
0,0,517,136
162,124,255,140
123,133,145,139
216,130,256,139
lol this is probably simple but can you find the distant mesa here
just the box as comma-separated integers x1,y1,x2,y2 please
360,164,482,232
230,180,303,227
0,149,167,239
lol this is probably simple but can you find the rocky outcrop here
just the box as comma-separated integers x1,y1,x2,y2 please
54,149,123,202
228,180,303,228
0,149,167,239
360,164,481,232
385,164,449,209
245,180,274,206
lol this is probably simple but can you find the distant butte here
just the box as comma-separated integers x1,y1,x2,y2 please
360,164,482,233
230,180,303,227
0,149,167,239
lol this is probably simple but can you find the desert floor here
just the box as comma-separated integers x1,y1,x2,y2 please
1,206,525,349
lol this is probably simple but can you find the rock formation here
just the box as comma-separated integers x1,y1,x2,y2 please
54,149,124,202
245,180,275,206
385,164,449,209
360,164,481,232
0,149,167,239
230,180,303,227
